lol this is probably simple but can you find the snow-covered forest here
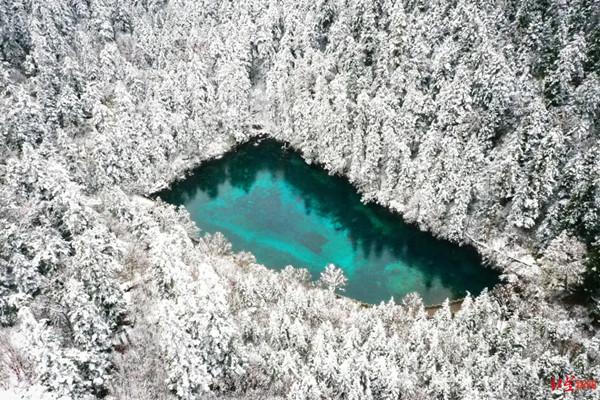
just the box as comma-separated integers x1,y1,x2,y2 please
1,0,599,398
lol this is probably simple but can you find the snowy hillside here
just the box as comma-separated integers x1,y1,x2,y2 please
0,0,599,398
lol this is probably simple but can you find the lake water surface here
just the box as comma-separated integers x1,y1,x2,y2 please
158,139,499,304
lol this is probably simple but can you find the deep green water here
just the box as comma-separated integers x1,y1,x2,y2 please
158,139,499,304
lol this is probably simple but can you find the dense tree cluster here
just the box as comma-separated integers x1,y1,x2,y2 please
0,0,599,398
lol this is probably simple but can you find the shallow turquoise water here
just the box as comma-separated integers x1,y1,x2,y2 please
158,139,499,304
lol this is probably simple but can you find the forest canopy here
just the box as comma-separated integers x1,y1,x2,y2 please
0,0,599,399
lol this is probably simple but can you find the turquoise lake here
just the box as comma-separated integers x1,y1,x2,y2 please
158,139,499,304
